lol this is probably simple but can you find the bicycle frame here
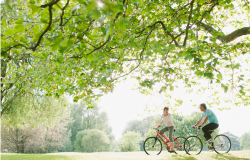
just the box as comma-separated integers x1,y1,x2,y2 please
156,131,182,149
192,127,216,147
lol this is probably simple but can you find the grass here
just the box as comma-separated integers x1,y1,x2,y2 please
1,151,250,160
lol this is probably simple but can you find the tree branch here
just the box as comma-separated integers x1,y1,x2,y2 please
198,22,250,43
59,0,70,26
183,0,194,46
40,0,60,8
111,27,154,82
154,21,180,47
32,5,54,51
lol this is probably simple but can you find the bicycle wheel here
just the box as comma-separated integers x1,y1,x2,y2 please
144,137,162,155
213,134,231,154
174,137,186,152
184,136,203,155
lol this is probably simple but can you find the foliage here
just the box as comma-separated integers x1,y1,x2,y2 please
74,129,110,152
1,90,68,128
223,132,240,151
1,0,250,117
67,102,115,151
122,116,154,137
240,132,250,150
1,115,72,153
119,131,142,152
1,92,71,153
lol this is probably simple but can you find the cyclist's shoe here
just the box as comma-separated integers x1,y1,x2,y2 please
169,148,175,152
206,138,214,143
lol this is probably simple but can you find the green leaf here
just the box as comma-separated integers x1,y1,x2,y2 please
15,19,24,24
170,86,174,91
115,18,131,31
4,28,15,36
217,73,222,80
195,70,203,76
126,5,133,15
14,24,25,32
1,19,7,28
73,96,79,102
56,56,64,63
204,72,213,79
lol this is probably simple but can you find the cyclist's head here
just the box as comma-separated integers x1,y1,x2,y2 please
163,107,169,114
199,103,207,112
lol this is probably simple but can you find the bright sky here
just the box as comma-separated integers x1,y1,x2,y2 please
98,79,250,141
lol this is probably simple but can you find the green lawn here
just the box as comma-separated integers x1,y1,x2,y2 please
2,151,250,160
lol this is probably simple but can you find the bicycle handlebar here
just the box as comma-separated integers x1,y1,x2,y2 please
192,126,201,129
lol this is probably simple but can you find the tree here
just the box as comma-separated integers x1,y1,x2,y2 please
1,126,38,153
122,116,154,137
119,131,142,152
1,0,250,117
1,93,72,153
223,132,240,151
240,132,250,150
68,102,115,151
74,129,110,152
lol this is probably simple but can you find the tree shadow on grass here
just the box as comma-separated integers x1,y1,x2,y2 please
172,154,197,160
214,153,250,160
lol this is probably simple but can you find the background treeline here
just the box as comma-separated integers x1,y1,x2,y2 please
1,91,118,153
119,112,249,152
2,91,249,153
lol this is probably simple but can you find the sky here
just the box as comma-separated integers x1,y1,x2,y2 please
97,79,250,141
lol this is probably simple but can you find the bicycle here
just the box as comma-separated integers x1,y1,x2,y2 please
143,126,186,155
184,126,231,155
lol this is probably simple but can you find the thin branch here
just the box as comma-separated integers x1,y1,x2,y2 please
183,0,194,46
32,5,54,51
69,36,111,58
111,27,155,82
60,0,70,26
154,21,180,47
40,0,60,8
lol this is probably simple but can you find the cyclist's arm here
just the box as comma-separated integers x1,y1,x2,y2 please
195,117,203,126
155,116,163,128
200,115,209,126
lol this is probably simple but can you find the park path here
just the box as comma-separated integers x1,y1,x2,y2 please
46,151,250,160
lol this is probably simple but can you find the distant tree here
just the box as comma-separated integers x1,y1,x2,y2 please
74,129,110,152
0,91,71,153
223,132,240,151
122,116,154,137
68,102,115,151
1,126,37,153
240,132,250,150
119,131,142,152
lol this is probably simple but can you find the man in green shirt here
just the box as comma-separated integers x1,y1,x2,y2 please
192,103,219,143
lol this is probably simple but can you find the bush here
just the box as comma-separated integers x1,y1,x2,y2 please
119,131,142,152
74,129,110,152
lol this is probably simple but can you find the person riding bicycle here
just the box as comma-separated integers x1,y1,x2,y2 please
154,107,175,152
192,103,219,146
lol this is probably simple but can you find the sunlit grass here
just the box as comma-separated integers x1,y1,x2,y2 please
1,151,250,160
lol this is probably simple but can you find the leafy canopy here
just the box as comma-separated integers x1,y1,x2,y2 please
1,0,250,116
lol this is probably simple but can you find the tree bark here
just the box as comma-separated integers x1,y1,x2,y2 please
198,22,250,43
0,59,7,118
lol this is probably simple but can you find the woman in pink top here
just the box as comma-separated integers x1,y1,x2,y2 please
155,107,175,151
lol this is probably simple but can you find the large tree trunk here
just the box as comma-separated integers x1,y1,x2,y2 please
0,59,7,118
46,145,48,153
16,129,20,153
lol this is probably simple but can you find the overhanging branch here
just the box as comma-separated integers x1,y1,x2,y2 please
198,22,250,43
